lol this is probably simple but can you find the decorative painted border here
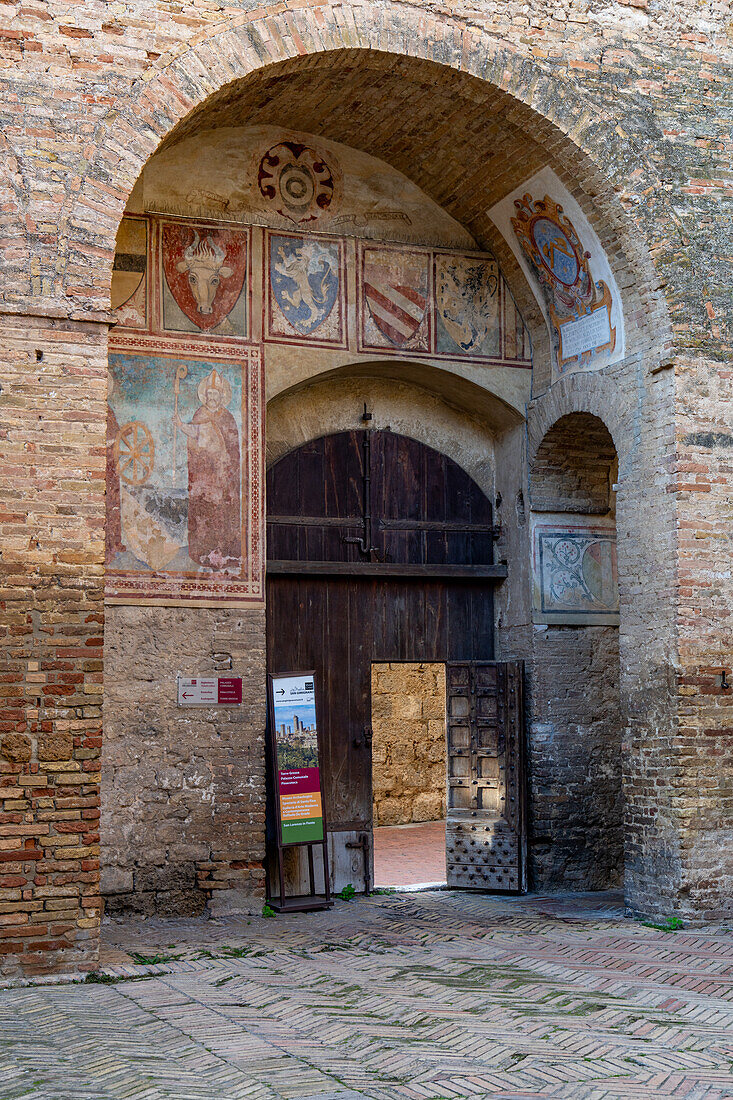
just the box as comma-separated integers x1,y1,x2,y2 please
105,337,264,608
263,229,347,349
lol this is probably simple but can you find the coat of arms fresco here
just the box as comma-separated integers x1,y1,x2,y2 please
532,522,619,624
111,216,148,329
360,245,431,353
160,221,249,337
511,194,615,371
258,141,336,224
435,254,500,357
266,232,345,346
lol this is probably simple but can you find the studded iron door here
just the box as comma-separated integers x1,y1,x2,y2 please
445,661,526,892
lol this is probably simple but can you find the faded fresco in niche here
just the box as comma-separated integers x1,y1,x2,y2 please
266,231,346,347
159,220,249,338
435,254,500,358
532,521,619,625
111,216,147,329
105,345,263,607
359,245,431,353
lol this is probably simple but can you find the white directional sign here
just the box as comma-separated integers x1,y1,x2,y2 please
177,677,243,706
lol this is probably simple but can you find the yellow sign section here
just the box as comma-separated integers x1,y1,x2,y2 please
280,791,322,821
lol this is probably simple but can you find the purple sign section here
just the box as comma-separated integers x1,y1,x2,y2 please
278,767,321,796
217,677,242,704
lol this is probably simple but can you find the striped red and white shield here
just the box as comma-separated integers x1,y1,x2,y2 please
364,264,427,346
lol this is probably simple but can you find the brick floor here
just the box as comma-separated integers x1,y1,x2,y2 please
373,820,447,887
1,891,732,1099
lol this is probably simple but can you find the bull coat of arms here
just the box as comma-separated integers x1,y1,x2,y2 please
269,236,339,335
162,225,247,333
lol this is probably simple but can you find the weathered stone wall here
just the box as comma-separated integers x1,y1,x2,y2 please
371,664,446,826
102,607,266,916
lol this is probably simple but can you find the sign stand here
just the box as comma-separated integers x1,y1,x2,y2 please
266,671,332,913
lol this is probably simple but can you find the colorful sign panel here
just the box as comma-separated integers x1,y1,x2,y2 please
271,673,325,845
177,677,243,706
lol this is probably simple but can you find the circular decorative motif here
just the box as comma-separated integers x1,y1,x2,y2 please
114,421,155,485
553,539,580,566
530,216,580,287
258,142,335,224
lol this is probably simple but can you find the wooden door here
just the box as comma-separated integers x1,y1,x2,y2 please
266,429,522,892
445,661,526,891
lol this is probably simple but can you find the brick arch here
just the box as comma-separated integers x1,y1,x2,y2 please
527,372,632,473
65,0,672,348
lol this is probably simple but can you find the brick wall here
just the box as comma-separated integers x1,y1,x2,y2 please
371,664,447,827
0,313,105,978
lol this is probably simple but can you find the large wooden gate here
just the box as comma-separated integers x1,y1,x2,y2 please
266,428,525,892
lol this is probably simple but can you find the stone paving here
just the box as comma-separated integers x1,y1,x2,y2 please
0,890,732,1100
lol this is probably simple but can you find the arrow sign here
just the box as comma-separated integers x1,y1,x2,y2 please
178,677,243,706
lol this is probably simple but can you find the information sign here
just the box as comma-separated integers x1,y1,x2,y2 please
270,673,324,844
177,677,243,706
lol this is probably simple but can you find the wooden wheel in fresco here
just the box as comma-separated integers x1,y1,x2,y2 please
114,420,155,486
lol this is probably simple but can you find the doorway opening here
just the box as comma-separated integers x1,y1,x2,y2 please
266,426,526,898
371,662,447,889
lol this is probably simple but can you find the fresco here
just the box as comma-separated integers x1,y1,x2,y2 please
489,166,624,374
158,220,249,338
266,231,346,347
110,216,147,329
105,340,263,607
107,208,533,607
258,142,336,224
532,521,619,624
129,124,474,249
435,254,500,357
359,245,432,353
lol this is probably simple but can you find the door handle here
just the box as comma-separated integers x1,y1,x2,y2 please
353,726,373,749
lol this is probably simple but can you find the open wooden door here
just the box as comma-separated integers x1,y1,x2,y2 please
267,429,516,894
445,661,526,891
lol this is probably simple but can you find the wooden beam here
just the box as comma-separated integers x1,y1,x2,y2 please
266,560,508,580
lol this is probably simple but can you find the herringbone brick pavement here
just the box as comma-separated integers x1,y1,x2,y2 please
0,891,731,1099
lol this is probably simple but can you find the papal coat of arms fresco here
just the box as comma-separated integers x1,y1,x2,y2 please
511,194,615,371
359,245,431,353
159,221,249,337
532,522,619,624
266,231,346,346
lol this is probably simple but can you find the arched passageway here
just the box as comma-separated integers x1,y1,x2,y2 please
8,2,729,984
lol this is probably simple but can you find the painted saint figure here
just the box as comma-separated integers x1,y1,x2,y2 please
174,369,241,570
